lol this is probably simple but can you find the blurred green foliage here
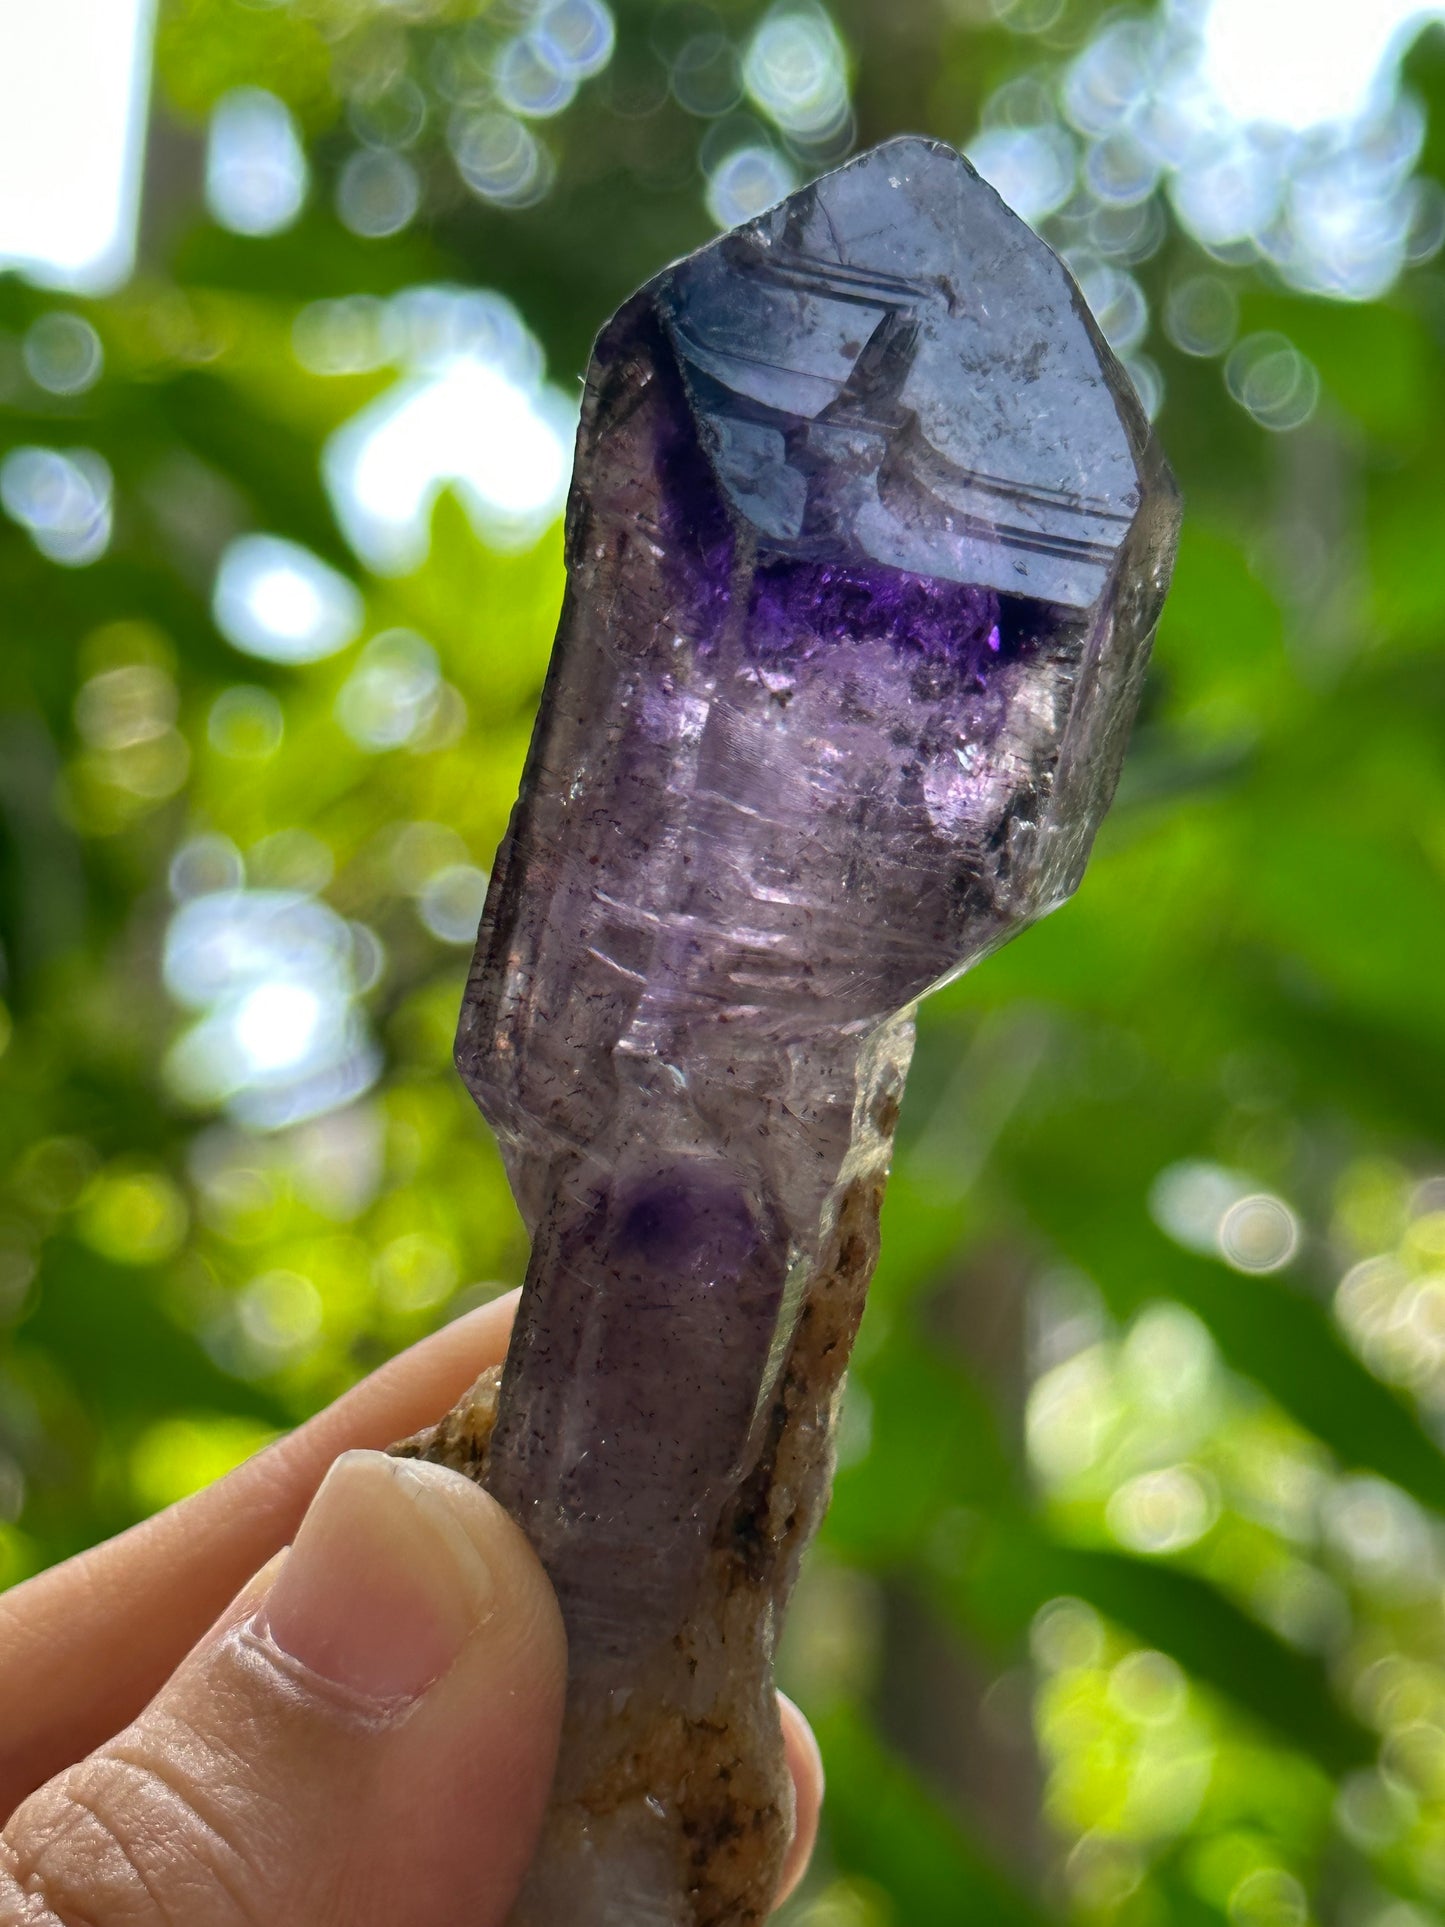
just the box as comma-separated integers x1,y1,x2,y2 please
6,2,1445,1924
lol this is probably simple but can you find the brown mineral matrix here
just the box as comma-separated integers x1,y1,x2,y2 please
392,136,1180,1923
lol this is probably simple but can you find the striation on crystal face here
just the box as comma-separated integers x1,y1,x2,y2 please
394,135,1180,1925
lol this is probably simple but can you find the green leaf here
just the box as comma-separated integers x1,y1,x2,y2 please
817,1705,1058,1927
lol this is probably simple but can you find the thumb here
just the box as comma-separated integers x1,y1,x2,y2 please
0,1451,566,1927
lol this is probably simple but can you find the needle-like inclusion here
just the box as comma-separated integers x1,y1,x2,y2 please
393,135,1180,1924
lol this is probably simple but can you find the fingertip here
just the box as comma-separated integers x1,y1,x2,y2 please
253,1452,563,1714
0,1290,528,1831
394,1459,568,1696
445,1284,524,1336
0,1456,569,1927
776,1692,824,1907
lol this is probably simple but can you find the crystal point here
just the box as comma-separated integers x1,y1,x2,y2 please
403,136,1179,1924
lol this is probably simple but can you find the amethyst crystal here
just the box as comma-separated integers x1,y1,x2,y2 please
402,136,1179,1924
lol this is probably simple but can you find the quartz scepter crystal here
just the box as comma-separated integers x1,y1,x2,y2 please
393,136,1180,1924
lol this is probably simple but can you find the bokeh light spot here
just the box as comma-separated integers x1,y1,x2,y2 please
205,88,307,238
349,80,428,152
672,34,742,118
1150,1160,1251,1255
1227,1867,1308,1927
968,124,1076,226
1225,334,1321,432
170,834,244,901
77,1166,189,1266
1164,274,1240,357
1108,1649,1188,1725
208,685,284,759
0,445,112,565
495,34,578,119
1218,1193,1301,1273
0,0,154,291
1032,1596,1106,1673
248,828,332,897
23,312,103,394
163,889,380,1129
536,0,616,79
1107,1464,1220,1554
1077,264,1149,357
238,1267,324,1365
324,345,571,573
1204,0,1426,132
233,981,323,1075
336,149,421,238
451,111,552,209
418,862,489,944
292,296,397,377
706,144,796,229
212,534,364,665
375,1232,460,1313
74,663,176,750
336,630,442,750
741,4,848,143
992,0,1065,33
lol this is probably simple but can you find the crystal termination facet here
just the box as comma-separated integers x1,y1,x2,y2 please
392,136,1181,1925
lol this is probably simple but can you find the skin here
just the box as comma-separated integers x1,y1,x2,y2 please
0,1291,821,1926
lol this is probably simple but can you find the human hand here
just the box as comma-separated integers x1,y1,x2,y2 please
0,1290,821,1925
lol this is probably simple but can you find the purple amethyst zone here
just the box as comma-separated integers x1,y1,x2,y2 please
746,558,1003,673
500,1153,787,1663
459,136,1180,1701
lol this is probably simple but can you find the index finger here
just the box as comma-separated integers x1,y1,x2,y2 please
0,1288,519,1819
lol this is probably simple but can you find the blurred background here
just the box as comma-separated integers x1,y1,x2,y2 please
2,0,1445,1921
